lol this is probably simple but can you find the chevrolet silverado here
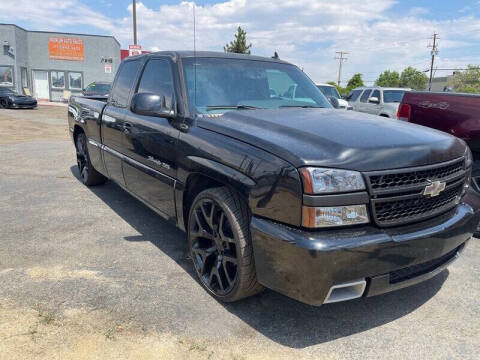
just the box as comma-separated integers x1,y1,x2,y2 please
68,51,479,306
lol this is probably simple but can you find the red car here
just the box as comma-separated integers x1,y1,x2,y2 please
398,92,480,193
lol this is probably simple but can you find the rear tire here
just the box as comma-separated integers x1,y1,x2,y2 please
188,187,263,302
75,132,106,186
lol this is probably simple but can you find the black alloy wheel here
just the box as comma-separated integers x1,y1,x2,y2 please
76,134,90,183
188,187,263,302
75,133,106,186
190,198,238,295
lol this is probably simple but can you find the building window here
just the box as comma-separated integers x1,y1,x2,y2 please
21,67,28,88
68,72,82,90
51,71,65,89
0,66,14,87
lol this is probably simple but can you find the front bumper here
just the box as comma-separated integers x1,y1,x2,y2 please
10,100,37,109
251,201,479,306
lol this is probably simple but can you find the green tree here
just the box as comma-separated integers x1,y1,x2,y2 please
346,73,364,89
375,70,400,87
400,67,428,90
327,81,345,94
448,65,480,93
224,26,252,54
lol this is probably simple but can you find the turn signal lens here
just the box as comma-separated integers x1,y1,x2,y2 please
302,205,369,228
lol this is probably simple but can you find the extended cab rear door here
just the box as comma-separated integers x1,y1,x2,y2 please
121,57,179,219
101,58,142,187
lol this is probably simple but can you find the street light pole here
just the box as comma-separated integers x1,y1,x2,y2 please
132,0,137,45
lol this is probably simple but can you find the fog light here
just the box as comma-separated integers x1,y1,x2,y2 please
302,205,369,228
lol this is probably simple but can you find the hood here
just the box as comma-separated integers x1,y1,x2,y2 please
197,108,466,172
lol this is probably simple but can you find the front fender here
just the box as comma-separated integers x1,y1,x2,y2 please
186,156,256,194
176,127,303,230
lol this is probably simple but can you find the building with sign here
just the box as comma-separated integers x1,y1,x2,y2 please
0,24,120,101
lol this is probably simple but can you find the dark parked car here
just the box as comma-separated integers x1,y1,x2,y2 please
68,51,479,306
82,82,111,97
0,88,37,109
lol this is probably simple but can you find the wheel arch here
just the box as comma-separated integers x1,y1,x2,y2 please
73,124,85,146
177,157,256,232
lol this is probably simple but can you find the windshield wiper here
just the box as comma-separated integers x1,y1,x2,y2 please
279,105,324,108
205,104,262,111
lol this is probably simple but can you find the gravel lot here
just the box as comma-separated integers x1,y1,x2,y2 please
0,106,479,359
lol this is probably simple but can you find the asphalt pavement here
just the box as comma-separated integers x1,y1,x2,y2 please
0,107,479,359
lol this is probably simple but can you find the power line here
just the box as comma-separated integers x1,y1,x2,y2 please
335,51,348,86
428,32,439,91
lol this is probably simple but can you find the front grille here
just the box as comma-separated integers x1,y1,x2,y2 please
366,158,467,227
374,182,464,226
389,245,461,284
368,158,464,192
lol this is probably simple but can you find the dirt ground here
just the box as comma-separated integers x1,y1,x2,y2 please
0,106,68,146
0,106,479,360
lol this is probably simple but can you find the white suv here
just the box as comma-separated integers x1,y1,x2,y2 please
316,83,351,110
346,87,410,118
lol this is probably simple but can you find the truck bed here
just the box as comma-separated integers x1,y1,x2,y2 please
401,91,480,154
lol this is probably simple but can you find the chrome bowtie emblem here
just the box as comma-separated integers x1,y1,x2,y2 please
423,180,446,197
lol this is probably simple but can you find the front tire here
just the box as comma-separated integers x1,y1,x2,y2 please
188,187,263,302
75,132,106,186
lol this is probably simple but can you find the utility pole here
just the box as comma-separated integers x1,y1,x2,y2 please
132,0,137,45
335,51,348,86
428,33,439,91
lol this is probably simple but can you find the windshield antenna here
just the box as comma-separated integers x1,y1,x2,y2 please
193,3,197,108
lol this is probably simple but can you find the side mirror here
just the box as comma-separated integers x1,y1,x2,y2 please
327,96,340,109
368,96,380,104
131,92,176,118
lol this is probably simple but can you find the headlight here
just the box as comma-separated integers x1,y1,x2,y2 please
300,167,365,194
302,205,369,228
465,147,473,168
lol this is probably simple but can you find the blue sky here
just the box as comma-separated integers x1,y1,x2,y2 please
2,0,480,83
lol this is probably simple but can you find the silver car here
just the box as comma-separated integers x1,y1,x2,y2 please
346,87,410,118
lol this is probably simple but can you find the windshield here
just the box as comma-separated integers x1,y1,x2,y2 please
317,85,340,99
182,58,331,115
85,83,111,93
383,90,405,103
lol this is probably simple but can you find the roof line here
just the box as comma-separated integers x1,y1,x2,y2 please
0,23,121,47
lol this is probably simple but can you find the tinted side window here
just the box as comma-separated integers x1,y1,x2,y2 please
347,89,362,101
137,59,174,107
110,60,141,107
371,90,381,101
360,90,372,103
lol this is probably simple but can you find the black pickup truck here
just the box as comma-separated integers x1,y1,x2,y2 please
68,51,479,306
